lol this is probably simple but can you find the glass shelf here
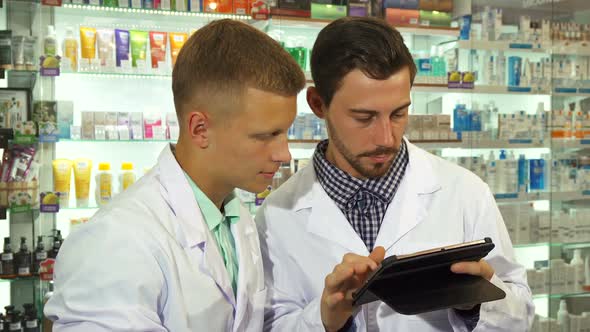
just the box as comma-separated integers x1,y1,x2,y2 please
59,71,171,79
514,241,590,250
55,138,590,153
59,206,99,211
533,291,590,300
57,69,590,100
455,39,590,56
58,139,173,143
270,15,459,36
493,190,590,203
0,276,39,283
60,3,251,20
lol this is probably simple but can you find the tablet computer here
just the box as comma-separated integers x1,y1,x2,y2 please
352,238,506,315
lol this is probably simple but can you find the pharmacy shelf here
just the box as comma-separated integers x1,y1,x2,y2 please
59,71,171,80
59,206,99,211
533,291,590,300
451,139,548,149
58,139,173,143
456,39,590,56
494,191,590,203
551,139,590,150
270,15,460,37
455,40,546,53
411,84,551,95
0,276,39,283
57,71,590,100
59,3,251,20
514,241,590,250
52,138,590,152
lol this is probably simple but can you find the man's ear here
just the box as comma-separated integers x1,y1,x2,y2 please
307,86,327,119
187,111,211,149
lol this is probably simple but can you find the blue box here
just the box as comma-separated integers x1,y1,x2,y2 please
384,0,419,9
508,56,522,87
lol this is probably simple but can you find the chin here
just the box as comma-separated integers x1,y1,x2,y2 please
241,182,270,194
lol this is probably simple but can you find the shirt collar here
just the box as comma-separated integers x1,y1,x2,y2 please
313,139,409,210
184,173,240,231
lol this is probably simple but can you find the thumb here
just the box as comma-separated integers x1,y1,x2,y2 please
369,246,386,265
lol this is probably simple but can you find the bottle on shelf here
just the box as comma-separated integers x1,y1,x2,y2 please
96,162,113,207
571,249,585,293
557,299,570,332
32,236,47,275
15,237,31,277
48,235,61,260
8,310,21,331
62,26,78,72
22,303,39,332
496,51,506,86
119,162,136,193
1,238,15,278
44,25,57,57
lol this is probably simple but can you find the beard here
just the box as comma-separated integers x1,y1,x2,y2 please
326,119,399,179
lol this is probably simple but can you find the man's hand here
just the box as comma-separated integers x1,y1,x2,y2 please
321,247,386,332
451,259,494,281
450,259,494,310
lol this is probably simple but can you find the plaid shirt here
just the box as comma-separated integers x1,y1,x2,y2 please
313,139,409,251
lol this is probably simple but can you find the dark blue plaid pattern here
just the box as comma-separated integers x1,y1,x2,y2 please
313,140,409,251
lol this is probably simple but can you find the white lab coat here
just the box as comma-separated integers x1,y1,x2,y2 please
256,139,535,332
44,144,266,332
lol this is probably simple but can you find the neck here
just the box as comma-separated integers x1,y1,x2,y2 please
174,140,232,210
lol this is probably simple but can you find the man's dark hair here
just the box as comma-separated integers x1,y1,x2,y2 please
310,17,417,106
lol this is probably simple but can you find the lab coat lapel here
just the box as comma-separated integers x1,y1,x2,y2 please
232,207,262,330
374,140,441,251
157,144,236,308
306,180,369,255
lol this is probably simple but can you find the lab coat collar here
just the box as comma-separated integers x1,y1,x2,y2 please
157,144,236,306
297,138,442,254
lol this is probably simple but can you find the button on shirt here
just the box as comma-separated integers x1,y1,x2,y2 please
312,140,409,251
185,174,240,296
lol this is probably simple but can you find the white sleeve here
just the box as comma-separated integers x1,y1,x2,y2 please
44,216,167,332
255,204,326,332
448,185,535,332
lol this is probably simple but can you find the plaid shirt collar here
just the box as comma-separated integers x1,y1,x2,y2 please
313,139,409,211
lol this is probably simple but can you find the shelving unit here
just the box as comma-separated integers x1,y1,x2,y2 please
1,0,589,330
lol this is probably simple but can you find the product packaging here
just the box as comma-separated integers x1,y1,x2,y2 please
80,27,97,63
149,31,167,69
52,159,73,208
130,30,148,68
0,30,13,69
169,32,188,67
73,158,92,208
115,29,130,68
96,29,115,67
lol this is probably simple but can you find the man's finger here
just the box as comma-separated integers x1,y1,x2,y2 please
451,261,482,276
325,292,345,308
369,246,386,265
325,265,354,292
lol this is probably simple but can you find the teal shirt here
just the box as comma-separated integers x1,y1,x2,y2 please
184,174,240,296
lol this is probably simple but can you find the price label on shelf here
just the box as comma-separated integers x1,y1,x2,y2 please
41,0,62,6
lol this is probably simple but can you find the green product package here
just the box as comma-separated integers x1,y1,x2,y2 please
129,30,148,67
419,10,452,27
311,3,347,20
103,0,118,6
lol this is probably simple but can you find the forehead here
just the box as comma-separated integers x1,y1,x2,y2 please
332,67,412,111
235,87,297,129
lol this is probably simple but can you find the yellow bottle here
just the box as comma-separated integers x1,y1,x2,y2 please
119,162,136,192
95,162,112,207
63,27,78,71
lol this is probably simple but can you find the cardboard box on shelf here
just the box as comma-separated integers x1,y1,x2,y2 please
385,8,419,26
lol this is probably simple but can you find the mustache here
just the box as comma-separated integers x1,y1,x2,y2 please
358,147,398,158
